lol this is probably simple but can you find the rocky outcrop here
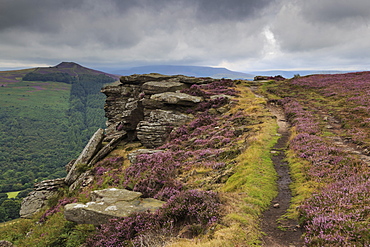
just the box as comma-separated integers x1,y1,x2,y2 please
101,73,211,148
20,73,224,220
65,129,126,190
64,188,165,225
20,178,65,218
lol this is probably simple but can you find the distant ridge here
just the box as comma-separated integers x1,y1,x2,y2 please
248,70,352,79
111,65,254,79
34,62,119,80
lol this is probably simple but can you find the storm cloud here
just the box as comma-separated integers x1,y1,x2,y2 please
1,0,370,71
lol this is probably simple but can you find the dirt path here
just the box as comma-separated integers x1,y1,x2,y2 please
260,103,304,247
249,86,304,246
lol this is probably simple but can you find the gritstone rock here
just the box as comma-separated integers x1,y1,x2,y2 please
64,188,165,225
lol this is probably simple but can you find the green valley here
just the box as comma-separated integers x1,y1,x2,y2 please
0,63,117,195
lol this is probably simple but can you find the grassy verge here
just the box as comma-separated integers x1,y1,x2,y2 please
164,82,279,246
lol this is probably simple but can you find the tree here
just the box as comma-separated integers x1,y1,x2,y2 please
1,199,21,220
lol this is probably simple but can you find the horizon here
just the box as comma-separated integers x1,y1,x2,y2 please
0,62,363,75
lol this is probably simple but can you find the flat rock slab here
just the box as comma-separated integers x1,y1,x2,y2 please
142,80,187,94
64,188,165,225
151,92,203,106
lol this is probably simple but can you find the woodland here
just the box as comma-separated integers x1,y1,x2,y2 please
0,66,116,221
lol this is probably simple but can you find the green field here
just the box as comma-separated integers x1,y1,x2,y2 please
6,191,20,199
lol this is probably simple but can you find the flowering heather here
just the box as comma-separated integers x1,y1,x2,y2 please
290,72,370,147
86,190,220,246
90,157,124,187
181,79,238,98
85,79,246,245
279,97,370,245
39,197,77,223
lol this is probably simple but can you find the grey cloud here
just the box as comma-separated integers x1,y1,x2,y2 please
0,0,80,32
300,0,370,25
270,0,370,53
2,0,370,71
194,0,275,22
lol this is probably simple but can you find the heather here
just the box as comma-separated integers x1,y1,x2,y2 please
87,190,220,246
287,72,370,148
262,74,370,246
0,78,281,246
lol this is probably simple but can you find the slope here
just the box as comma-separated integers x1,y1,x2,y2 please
0,63,117,194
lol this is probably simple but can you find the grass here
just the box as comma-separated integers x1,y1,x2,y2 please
0,80,281,246
165,82,280,246
6,191,20,199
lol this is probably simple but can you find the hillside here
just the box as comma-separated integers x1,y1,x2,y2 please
0,72,369,246
0,63,117,218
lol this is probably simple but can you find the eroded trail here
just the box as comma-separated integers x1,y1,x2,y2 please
260,103,303,247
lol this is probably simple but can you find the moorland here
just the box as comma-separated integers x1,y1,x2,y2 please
0,66,369,246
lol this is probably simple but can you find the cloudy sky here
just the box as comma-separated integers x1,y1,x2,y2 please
1,0,370,72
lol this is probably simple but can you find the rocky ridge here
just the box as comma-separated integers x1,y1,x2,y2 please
20,73,218,221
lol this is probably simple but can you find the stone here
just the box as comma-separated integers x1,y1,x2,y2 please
64,188,165,225
127,149,164,164
34,178,65,191
141,98,165,109
210,94,233,101
68,171,94,192
88,133,127,166
120,73,177,85
20,178,65,218
65,128,105,185
0,240,14,247
145,109,192,125
68,133,127,191
151,92,203,106
75,128,105,165
142,80,187,95
119,99,144,131
136,121,173,148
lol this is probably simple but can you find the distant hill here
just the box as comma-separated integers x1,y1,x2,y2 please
27,62,119,81
0,62,116,195
111,65,253,79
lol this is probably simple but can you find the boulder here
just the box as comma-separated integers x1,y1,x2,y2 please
64,188,165,225
20,178,65,218
65,128,105,185
151,92,203,106
0,240,14,247
142,80,187,95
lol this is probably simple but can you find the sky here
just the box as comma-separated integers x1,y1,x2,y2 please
1,0,370,72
